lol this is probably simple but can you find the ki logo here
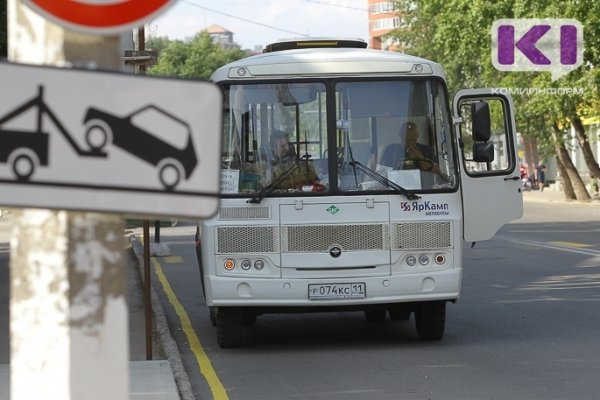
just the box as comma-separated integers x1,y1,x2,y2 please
491,19,583,81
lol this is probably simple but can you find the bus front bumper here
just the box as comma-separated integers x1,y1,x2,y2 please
205,269,461,307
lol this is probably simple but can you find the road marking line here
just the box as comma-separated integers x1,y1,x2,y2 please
163,255,184,264
151,258,229,400
548,241,593,249
502,237,600,257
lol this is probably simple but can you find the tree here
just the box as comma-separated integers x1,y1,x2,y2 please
145,35,171,54
389,0,514,95
148,32,246,80
389,0,600,200
552,122,589,201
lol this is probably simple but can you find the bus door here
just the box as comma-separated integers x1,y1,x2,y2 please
453,89,523,242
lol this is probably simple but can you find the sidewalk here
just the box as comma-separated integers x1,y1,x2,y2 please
522,184,600,205
0,211,190,400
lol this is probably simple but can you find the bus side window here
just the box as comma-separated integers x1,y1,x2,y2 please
459,98,512,176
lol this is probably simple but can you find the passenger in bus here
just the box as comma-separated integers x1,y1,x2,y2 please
266,130,319,190
380,121,440,174
270,130,297,164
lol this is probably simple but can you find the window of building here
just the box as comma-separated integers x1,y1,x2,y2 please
369,2,395,14
369,17,401,31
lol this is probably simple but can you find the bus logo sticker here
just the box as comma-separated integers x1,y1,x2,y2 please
401,201,450,216
326,205,340,215
329,245,342,258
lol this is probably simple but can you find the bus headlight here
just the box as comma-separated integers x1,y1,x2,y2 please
419,255,430,265
241,259,251,270
406,255,417,266
254,259,265,270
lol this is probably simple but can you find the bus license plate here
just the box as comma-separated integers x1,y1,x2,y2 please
308,282,366,300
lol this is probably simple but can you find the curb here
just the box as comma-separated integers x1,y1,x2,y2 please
523,194,600,206
129,235,196,400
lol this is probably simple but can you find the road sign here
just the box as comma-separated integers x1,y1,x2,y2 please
23,0,175,34
0,62,222,218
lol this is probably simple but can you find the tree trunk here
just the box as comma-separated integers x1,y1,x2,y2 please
552,123,590,201
522,135,539,186
555,156,576,200
570,114,600,179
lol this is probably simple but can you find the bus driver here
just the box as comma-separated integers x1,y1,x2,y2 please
381,121,440,174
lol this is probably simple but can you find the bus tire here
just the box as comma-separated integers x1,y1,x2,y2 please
243,311,257,327
216,307,244,348
209,307,217,327
415,301,446,340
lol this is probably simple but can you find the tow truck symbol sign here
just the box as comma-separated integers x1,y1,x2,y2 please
0,86,197,191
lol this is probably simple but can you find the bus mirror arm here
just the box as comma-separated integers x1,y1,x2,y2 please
349,160,420,201
247,154,312,204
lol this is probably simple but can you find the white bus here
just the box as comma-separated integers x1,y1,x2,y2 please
198,38,523,347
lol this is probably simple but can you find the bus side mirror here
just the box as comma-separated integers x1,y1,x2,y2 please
471,101,494,162
473,142,494,162
472,102,490,141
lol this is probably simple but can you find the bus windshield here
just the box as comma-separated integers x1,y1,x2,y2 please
220,79,457,196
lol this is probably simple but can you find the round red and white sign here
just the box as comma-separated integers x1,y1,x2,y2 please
23,0,175,34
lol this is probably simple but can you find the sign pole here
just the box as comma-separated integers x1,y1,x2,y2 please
8,1,127,399
135,25,154,361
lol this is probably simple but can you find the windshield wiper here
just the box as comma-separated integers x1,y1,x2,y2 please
349,159,421,200
247,154,311,204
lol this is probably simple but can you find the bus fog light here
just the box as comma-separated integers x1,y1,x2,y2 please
241,259,251,270
406,255,417,266
224,259,235,270
419,255,430,265
254,259,265,270
435,254,446,265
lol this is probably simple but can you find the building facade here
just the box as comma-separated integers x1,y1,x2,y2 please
205,24,238,49
368,0,401,50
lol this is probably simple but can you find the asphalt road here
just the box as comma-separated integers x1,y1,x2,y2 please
1,199,600,400
147,200,600,400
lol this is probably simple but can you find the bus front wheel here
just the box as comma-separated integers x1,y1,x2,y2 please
216,307,244,348
415,301,446,341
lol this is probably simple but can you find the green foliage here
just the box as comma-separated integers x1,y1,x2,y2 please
148,32,247,80
145,35,172,54
389,0,600,155
390,0,514,95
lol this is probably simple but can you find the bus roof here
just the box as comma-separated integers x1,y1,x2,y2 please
263,38,368,53
211,46,446,82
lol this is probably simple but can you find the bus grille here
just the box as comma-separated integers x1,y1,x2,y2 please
217,226,278,253
216,222,451,254
392,221,452,249
217,206,270,220
284,224,387,252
